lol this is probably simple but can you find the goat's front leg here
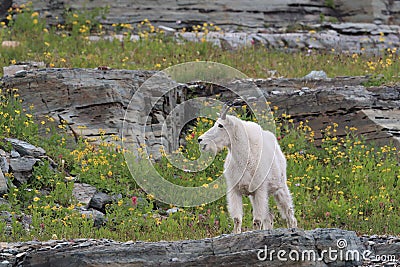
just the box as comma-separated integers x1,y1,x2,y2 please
249,190,272,230
273,187,298,228
227,189,243,234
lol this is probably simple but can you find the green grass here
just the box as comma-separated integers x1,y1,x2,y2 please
0,4,399,242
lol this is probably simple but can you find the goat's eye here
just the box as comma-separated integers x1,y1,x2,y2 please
218,124,224,128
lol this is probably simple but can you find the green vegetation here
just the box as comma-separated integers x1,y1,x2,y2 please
0,4,399,242
325,0,336,9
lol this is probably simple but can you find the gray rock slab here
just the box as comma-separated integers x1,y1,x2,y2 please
0,156,9,173
9,157,39,172
303,70,328,80
373,243,400,259
12,171,31,185
5,138,46,158
3,65,27,77
10,150,20,158
2,62,45,77
22,228,365,266
0,170,8,195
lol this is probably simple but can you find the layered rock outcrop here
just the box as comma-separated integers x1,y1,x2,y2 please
1,68,399,158
7,0,400,31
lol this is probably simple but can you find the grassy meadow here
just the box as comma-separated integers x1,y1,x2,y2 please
0,4,399,242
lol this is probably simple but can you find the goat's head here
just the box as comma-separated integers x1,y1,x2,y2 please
197,102,237,154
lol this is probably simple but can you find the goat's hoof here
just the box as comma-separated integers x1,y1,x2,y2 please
253,219,262,230
233,218,242,234
233,225,242,234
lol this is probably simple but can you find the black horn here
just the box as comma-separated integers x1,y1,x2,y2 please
220,99,244,119
220,102,230,120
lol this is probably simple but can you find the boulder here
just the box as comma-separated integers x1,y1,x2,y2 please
0,149,9,173
5,138,46,158
10,150,20,158
9,157,40,185
2,61,45,77
0,0,12,22
303,70,328,80
9,157,39,172
89,192,112,212
72,183,97,208
1,40,21,49
0,169,8,195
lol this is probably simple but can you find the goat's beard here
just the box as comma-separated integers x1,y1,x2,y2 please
200,141,219,154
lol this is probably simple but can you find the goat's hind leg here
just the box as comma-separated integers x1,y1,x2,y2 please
273,187,298,228
249,191,272,230
227,189,243,234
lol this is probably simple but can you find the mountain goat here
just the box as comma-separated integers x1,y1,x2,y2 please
198,103,297,234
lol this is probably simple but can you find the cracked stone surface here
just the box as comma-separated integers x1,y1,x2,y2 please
0,228,397,266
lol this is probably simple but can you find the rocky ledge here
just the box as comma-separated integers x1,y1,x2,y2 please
0,228,398,267
4,24,400,55
7,0,400,30
82,24,400,55
3,0,400,54
175,26,400,54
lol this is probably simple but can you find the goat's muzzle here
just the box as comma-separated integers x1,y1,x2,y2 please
198,138,209,151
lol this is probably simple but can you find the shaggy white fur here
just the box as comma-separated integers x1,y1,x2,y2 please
198,114,297,234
